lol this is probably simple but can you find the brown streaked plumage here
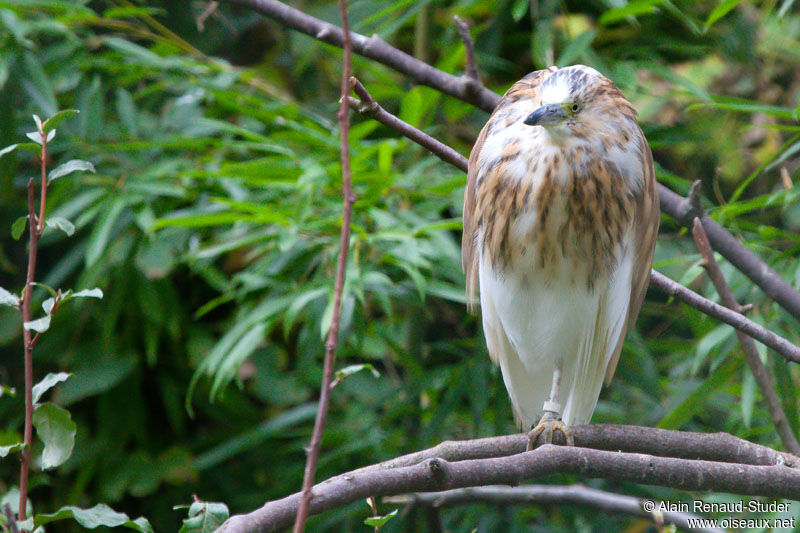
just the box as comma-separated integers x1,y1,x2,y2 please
462,65,659,441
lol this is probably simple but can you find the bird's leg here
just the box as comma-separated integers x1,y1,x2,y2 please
526,361,574,450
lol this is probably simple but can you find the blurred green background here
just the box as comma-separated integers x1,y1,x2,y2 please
1,0,800,531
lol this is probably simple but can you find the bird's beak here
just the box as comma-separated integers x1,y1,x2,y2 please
524,104,568,126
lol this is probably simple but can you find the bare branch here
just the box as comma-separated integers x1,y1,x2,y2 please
453,16,480,84
222,0,499,111
196,1,220,31
384,485,725,533
692,217,800,455
293,1,355,531
4,503,20,533
218,437,800,533
345,80,800,364
221,0,800,323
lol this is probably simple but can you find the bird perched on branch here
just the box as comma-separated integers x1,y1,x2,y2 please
462,65,659,447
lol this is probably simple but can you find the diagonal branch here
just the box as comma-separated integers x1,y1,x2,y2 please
453,16,480,85
293,1,355,531
221,0,800,324
346,79,800,364
222,0,498,111
691,216,800,455
218,437,800,532
384,485,725,533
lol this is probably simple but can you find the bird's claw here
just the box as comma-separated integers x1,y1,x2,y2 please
526,412,574,450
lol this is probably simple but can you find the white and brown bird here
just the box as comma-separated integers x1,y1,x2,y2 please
462,65,659,446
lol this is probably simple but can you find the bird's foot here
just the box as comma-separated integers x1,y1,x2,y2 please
526,403,574,450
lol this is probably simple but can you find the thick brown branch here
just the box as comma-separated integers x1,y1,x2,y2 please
222,0,498,111
384,485,725,533
346,81,800,364
224,0,800,323
218,438,800,533
691,217,800,455
293,1,355,531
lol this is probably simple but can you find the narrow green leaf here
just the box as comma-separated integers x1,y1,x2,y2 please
0,142,40,158
42,109,80,133
48,159,95,182
0,286,19,308
334,364,381,383
71,288,103,299
599,0,666,25
364,509,398,528
32,402,76,469
24,315,51,333
45,216,76,236
704,0,741,29
11,216,27,240
32,372,71,404
741,368,755,429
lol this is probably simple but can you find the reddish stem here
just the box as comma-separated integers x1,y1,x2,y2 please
18,132,46,521
293,0,354,531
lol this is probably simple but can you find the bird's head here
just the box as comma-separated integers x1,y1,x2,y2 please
523,65,636,141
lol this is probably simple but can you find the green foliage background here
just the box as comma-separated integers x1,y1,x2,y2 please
1,0,800,530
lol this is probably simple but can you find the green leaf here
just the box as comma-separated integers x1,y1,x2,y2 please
32,372,71,404
0,286,19,308
364,509,398,528
32,402,76,469
0,143,39,158
42,109,80,133
85,198,126,265
178,501,229,533
48,159,95,182
0,442,24,457
599,0,666,25
34,504,153,533
71,288,104,299
334,364,381,384
24,314,51,333
511,0,528,21
0,384,16,398
25,129,55,145
704,0,741,30
45,216,76,236
12,216,28,240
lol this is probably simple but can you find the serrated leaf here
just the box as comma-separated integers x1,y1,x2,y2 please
45,216,75,236
34,504,153,533
12,216,28,240
364,509,398,528
24,314,51,333
32,372,71,404
0,286,19,308
42,109,79,133
178,501,229,533
32,402,76,469
48,159,95,182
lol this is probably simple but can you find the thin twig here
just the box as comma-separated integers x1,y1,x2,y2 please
691,217,800,455
197,1,220,31
293,0,354,531
218,440,800,533
18,128,46,521
384,485,725,533
221,0,800,323
345,80,800,364
453,16,480,83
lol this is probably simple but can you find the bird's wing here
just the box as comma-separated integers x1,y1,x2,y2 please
463,67,557,311
603,133,660,385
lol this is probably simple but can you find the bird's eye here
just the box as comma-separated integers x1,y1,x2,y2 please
571,103,580,113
